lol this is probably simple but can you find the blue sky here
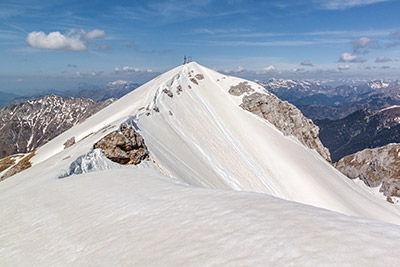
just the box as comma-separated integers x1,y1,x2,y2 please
1,0,400,93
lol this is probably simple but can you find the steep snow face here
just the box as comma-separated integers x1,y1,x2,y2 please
2,168,400,266
26,62,400,224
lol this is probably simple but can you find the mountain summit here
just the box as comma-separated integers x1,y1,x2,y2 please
1,62,400,265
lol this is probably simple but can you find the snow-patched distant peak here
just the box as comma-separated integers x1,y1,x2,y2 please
378,105,400,112
368,80,390,89
262,78,317,90
107,80,132,87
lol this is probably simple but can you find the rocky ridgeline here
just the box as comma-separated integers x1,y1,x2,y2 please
229,82,331,162
0,95,114,159
94,125,149,165
335,144,400,202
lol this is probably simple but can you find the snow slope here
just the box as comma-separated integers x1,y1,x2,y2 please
1,168,400,266
20,62,400,224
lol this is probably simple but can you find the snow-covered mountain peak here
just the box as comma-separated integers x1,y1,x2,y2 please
19,61,399,224
368,80,390,89
107,80,132,87
2,62,400,265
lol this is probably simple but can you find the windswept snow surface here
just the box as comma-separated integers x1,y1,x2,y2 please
1,168,400,266
2,62,400,265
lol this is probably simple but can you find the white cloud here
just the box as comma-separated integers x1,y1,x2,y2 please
338,52,366,63
84,29,106,40
236,66,244,72
26,29,106,51
390,28,400,38
300,60,313,67
98,44,112,51
338,64,351,71
263,65,276,72
293,68,308,74
375,56,392,63
351,37,377,54
316,0,391,10
123,66,140,72
26,31,86,51
386,41,400,48
256,65,276,74
114,66,148,73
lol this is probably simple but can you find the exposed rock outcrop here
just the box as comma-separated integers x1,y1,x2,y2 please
176,85,182,95
94,125,149,165
63,137,75,149
190,78,199,85
335,144,400,200
163,89,173,98
0,152,35,181
228,82,254,96
195,74,204,80
238,91,331,162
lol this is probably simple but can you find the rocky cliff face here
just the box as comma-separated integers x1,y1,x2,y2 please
335,144,400,202
0,95,114,159
229,82,331,162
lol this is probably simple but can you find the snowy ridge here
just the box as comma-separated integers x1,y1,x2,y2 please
2,62,400,265
367,80,390,89
23,62,400,223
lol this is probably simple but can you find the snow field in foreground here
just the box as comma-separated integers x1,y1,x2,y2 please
1,168,400,266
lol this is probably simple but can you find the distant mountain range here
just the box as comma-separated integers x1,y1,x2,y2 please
315,106,400,162
1,80,140,108
0,91,20,109
0,80,141,159
64,80,140,102
259,79,400,121
0,95,114,159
